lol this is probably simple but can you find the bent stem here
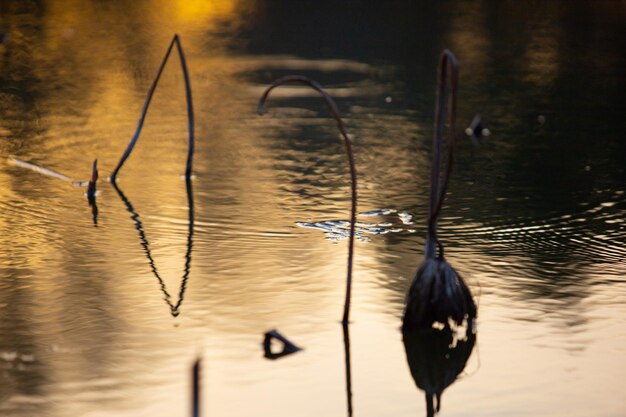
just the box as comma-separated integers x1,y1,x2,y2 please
257,76,357,325
110,33,195,183
425,50,459,259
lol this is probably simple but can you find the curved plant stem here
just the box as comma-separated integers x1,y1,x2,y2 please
426,50,459,259
257,76,357,325
110,34,194,183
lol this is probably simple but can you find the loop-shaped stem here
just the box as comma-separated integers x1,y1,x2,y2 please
426,50,459,259
110,34,194,183
257,76,357,325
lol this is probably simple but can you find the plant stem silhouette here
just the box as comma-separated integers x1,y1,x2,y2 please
110,34,194,183
402,50,476,330
257,76,357,325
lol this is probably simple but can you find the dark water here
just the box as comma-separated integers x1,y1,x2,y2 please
1,1,625,416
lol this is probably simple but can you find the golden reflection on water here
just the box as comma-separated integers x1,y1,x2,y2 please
447,1,491,84
170,0,235,25
1,1,625,417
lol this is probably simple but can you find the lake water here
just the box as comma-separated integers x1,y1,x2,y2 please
1,1,625,416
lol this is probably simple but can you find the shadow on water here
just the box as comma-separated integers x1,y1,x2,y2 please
403,329,476,417
111,177,195,317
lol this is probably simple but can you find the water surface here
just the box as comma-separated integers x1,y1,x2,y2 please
1,1,625,416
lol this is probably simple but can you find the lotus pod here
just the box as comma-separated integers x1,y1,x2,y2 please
403,257,476,330
403,50,477,331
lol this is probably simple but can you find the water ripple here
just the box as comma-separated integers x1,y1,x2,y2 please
297,208,417,241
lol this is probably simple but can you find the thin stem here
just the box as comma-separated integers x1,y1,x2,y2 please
257,76,357,326
8,157,73,183
175,37,195,180
88,159,99,226
342,323,354,417
110,34,195,182
87,159,98,201
425,50,459,259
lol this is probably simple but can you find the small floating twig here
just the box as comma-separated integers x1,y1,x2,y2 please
8,157,74,183
87,159,98,202
263,329,302,360
110,34,195,183
8,156,94,188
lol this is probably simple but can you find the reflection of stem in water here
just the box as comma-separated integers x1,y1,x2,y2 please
110,34,195,183
402,328,476,417
192,357,201,417
342,324,353,417
176,176,195,313
89,198,98,227
111,177,194,317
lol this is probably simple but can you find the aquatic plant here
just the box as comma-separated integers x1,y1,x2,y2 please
402,51,477,331
8,34,195,230
110,34,194,182
87,159,98,226
107,35,196,316
257,76,357,325
86,159,98,201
